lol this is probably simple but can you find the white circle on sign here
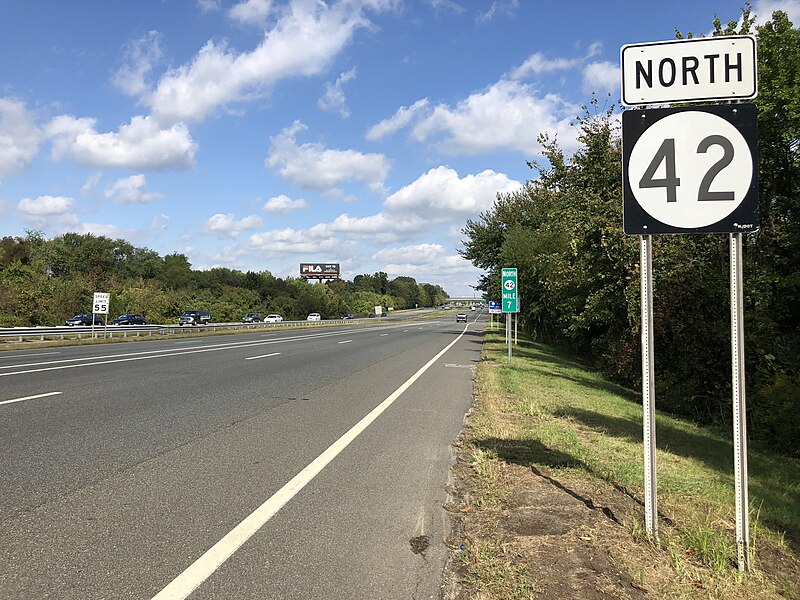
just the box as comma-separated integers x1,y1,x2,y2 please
628,111,752,229
504,280,515,290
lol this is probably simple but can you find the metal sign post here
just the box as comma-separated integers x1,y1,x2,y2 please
731,232,750,571
514,313,517,345
640,235,658,540
507,317,512,363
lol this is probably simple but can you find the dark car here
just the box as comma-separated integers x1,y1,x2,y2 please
341,313,354,320
242,312,261,323
111,313,146,325
66,313,104,326
179,310,211,326
456,313,468,323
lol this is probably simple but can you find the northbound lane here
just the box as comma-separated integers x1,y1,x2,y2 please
1,314,484,599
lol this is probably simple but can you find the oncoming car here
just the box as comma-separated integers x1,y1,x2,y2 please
111,313,146,325
241,312,261,323
456,313,468,323
306,313,322,321
179,310,211,326
263,314,284,323
65,314,104,326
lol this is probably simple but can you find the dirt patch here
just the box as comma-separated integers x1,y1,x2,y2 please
442,449,800,599
443,455,657,599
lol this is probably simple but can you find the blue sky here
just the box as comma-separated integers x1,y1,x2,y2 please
1,0,797,296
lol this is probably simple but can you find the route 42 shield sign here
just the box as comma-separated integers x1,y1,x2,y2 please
622,104,759,235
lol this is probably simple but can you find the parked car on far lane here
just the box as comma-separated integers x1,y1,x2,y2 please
65,314,104,326
264,314,284,323
111,313,147,325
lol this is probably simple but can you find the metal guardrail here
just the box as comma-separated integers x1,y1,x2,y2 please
0,314,414,344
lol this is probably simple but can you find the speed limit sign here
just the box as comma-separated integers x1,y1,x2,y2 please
623,104,759,234
93,292,110,314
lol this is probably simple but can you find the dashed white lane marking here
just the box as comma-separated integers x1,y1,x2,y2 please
0,391,63,406
150,323,470,600
0,352,61,360
244,352,281,361
380,334,389,337
337,340,353,344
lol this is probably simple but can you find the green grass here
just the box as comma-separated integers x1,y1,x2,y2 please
461,330,800,597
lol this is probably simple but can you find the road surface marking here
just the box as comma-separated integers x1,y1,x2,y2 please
0,391,63,406
150,324,469,600
380,334,389,337
244,352,281,361
337,340,353,344
0,352,61,359
0,326,411,377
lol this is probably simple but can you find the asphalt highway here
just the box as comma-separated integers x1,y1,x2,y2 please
0,313,484,599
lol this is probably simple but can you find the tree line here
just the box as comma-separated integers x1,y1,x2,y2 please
461,10,800,455
0,231,449,325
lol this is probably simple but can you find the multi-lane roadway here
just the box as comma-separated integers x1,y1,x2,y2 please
1,313,484,599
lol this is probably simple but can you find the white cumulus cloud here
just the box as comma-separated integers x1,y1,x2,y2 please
248,226,342,255
147,0,392,124
384,166,522,221
372,243,445,265
267,121,390,194
583,61,619,95
264,194,308,213
17,195,80,231
46,114,197,170
374,80,580,155
366,98,429,141
197,0,221,13
113,31,164,97
104,175,165,204
0,98,42,177
318,67,357,118
229,0,274,26
205,213,263,238
17,194,74,216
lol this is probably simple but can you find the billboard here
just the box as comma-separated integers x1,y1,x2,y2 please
300,263,340,279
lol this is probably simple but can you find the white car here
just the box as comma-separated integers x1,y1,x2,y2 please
263,314,283,323
306,313,322,321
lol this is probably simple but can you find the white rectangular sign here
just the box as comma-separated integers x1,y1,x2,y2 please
93,292,110,314
621,36,757,106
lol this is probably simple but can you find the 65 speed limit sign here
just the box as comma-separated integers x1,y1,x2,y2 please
623,104,759,234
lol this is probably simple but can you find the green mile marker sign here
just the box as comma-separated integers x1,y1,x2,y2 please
501,267,518,313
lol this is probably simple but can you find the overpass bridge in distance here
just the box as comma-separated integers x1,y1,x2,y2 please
446,298,484,307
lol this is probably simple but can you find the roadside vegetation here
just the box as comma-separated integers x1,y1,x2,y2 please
460,9,800,456
0,232,449,326
446,331,800,599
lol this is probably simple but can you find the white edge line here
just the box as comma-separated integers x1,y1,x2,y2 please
244,352,281,361
0,391,63,406
151,324,469,600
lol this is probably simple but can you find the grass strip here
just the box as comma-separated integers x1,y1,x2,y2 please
449,330,800,599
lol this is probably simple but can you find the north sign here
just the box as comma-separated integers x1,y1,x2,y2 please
623,104,759,235
621,36,757,106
